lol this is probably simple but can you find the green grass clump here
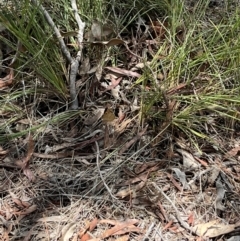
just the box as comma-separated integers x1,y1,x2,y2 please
0,0,239,149
137,0,240,148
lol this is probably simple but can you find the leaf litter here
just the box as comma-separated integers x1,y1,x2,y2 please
1,1,240,241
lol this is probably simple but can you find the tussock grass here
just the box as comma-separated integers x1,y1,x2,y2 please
0,0,239,147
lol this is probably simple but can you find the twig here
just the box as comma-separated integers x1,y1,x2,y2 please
118,125,148,155
151,182,196,235
31,0,72,63
95,141,117,200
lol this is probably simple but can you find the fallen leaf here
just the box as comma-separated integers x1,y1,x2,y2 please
177,149,199,170
89,218,99,231
60,223,77,241
224,146,240,159
103,76,122,91
105,66,141,78
0,146,8,155
119,126,148,155
101,219,140,238
166,172,182,192
15,204,37,215
162,221,173,231
9,192,31,208
0,69,14,89
134,161,160,174
194,156,208,167
81,233,91,241
187,212,194,226
15,134,35,181
192,220,239,238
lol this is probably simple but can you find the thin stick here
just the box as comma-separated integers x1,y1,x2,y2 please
152,182,196,234
31,0,72,63
95,141,117,200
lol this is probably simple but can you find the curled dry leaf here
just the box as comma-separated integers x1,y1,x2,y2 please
0,68,14,89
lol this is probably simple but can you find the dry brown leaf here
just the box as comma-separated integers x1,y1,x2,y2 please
167,83,186,95
33,152,69,159
89,218,99,231
99,219,123,226
101,219,140,239
81,233,91,241
122,173,149,185
79,218,98,239
0,69,14,89
162,221,173,231
10,194,31,209
0,146,8,155
116,179,147,199
103,76,122,91
119,126,148,155
15,134,34,170
192,220,239,238
224,146,240,159
15,134,36,181
194,156,208,167
15,204,37,216
187,212,194,226
157,201,168,221
105,66,141,78
166,172,182,192
134,162,160,174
